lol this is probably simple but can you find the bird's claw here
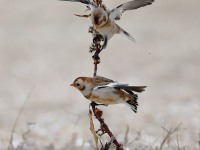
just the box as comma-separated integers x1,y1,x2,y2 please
96,129,106,136
90,102,108,107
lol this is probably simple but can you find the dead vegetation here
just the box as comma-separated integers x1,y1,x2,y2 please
5,120,200,150
5,93,198,150
1,0,199,150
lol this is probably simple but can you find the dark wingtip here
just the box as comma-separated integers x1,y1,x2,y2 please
132,108,137,113
131,86,147,93
126,100,138,113
102,36,108,49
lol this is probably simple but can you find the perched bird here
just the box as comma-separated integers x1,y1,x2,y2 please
70,76,146,112
61,0,154,49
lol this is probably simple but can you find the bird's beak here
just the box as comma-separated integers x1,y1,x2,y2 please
70,83,75,87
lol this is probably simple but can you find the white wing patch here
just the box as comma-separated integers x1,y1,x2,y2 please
109,0,154,21
106,82,129,87
93,82,129,90
93,85,116,92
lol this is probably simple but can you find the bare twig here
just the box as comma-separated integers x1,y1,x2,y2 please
88,27,123,149
89,104,123,150
89,110,99,150
177,131,180,150
7,83,36,150
198,131,200,149
87,12,124,149
159,123,182,150
123,126,129,146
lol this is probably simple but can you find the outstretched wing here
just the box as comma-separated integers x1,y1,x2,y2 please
109,0,154,20
60,0,97,9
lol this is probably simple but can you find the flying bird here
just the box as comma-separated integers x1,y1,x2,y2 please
61,0,154,49
70,76,146,112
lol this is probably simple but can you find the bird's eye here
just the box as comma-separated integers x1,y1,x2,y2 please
76,83,80,86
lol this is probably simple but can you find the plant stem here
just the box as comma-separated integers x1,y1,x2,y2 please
90,103,123,149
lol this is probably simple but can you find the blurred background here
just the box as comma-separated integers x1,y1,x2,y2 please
0,0,199,149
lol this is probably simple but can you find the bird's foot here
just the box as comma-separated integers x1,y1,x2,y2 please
90,102,108,107
96,129,106,136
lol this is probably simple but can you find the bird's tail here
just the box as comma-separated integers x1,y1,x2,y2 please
124,87,146,113
125,99,138,113
124,86,147,93
117,85,147,93
121,29,135,42
116,24,135,42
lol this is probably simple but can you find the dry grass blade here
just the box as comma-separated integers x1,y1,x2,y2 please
90,103,123,150
7,83,36,150
176,131,180,150
159,123,182,150
123,126,129,146
89,110,99,150
198,131,200,149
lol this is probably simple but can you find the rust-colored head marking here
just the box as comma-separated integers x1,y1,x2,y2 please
92,8,102,25
70,77,86,91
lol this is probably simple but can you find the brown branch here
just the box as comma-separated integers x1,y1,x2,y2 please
93,60,98,77
8,83,36,150
90,104,123,149
88,26,123,150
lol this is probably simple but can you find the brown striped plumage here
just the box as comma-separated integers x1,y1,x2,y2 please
70,76,146,112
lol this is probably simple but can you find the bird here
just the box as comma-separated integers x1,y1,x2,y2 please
70,75,146,112
61,0,154,49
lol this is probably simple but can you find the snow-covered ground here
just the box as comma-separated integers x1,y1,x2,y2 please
0,0,199,149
